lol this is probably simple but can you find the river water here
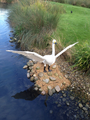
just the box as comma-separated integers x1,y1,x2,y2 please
0,4,90,120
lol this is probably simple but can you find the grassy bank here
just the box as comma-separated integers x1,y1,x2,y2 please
52,3,90,71
8,1,90,72
8,0,65,49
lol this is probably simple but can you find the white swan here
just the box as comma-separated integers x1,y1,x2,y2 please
6,39,78,72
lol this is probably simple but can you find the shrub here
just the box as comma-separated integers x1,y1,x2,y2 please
72,41,90,72
8,0,65,49
51,0,90,8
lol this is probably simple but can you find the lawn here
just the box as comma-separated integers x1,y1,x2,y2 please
53,3,90,46
52,2,90,71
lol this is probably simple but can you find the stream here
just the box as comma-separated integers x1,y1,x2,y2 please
0,4,90,120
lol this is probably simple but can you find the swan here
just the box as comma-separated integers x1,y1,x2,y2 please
6,39,78,72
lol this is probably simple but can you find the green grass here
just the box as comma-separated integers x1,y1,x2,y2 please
8,1,90,71
52,3,90,71
51,0,90,8
8,0,65,49
53,3,90,45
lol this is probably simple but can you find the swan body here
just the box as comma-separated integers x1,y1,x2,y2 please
6,39,78,72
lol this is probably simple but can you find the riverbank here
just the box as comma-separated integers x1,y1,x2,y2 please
9,34,90,101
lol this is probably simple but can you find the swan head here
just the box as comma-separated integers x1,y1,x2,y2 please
52,39,57,44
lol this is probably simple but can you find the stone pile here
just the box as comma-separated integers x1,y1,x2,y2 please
23,60,71,96
9,36,21,44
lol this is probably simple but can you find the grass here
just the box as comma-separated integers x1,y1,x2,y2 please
8,0,65,49
52,3,90,71
8,1,90,72
51,0,90,8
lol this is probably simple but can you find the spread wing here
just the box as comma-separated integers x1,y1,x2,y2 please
6,50,44,62
55,42,78,58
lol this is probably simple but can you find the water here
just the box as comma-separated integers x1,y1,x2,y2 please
0,4,90,120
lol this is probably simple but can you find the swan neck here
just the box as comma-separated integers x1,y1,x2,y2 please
52,43,55,56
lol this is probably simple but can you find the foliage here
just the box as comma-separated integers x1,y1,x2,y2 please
8,0,65,49
51,3,90,71
6,0,13,3
72,41,90,71
51,0,90,8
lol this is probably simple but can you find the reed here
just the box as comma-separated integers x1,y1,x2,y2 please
8,0,65,49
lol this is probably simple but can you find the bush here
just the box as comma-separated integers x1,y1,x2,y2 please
51,0,90,8
73,41,90,71
8,0,65,49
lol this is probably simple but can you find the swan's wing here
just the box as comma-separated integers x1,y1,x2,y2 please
55,42,78,58
6,50,44,62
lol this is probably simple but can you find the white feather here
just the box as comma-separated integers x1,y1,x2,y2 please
55,42,78,58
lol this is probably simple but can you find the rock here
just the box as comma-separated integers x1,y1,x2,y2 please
27,72,30,78
38,72,44,77
34,76,38,81
70,96,75,100
27,62,33,67
17,40,21,43
34,84,38,87
30,77,34,82
30,72,34,77
36,66,40,70
50,110,53,114
49,77,56,81
48,89,53,96
41,90,46,95
23,65,28,69
10,37,13,39
33,61,37,64
59,76,62,79
33,74,36,77
39,88,42,92
31,69,35,73
52,65,56,69
54,73,58,77
27,70,30,73
36,85,40,88
55,86,60,92
62,82,66,85
13,38,17,41
79,103,83,108
62,91,64,94
9,40,14,43
66,102,70,106
65,74,68,79
47,86,52,90
85,104,90,108
52,88,56,93
43,79,49,84
63,93,66,97
47,72,52,76
34,87,38,91
29,66,33,71
83,107,88,111
89,88,90,92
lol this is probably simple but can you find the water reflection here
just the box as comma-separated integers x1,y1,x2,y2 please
12,85,40,101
